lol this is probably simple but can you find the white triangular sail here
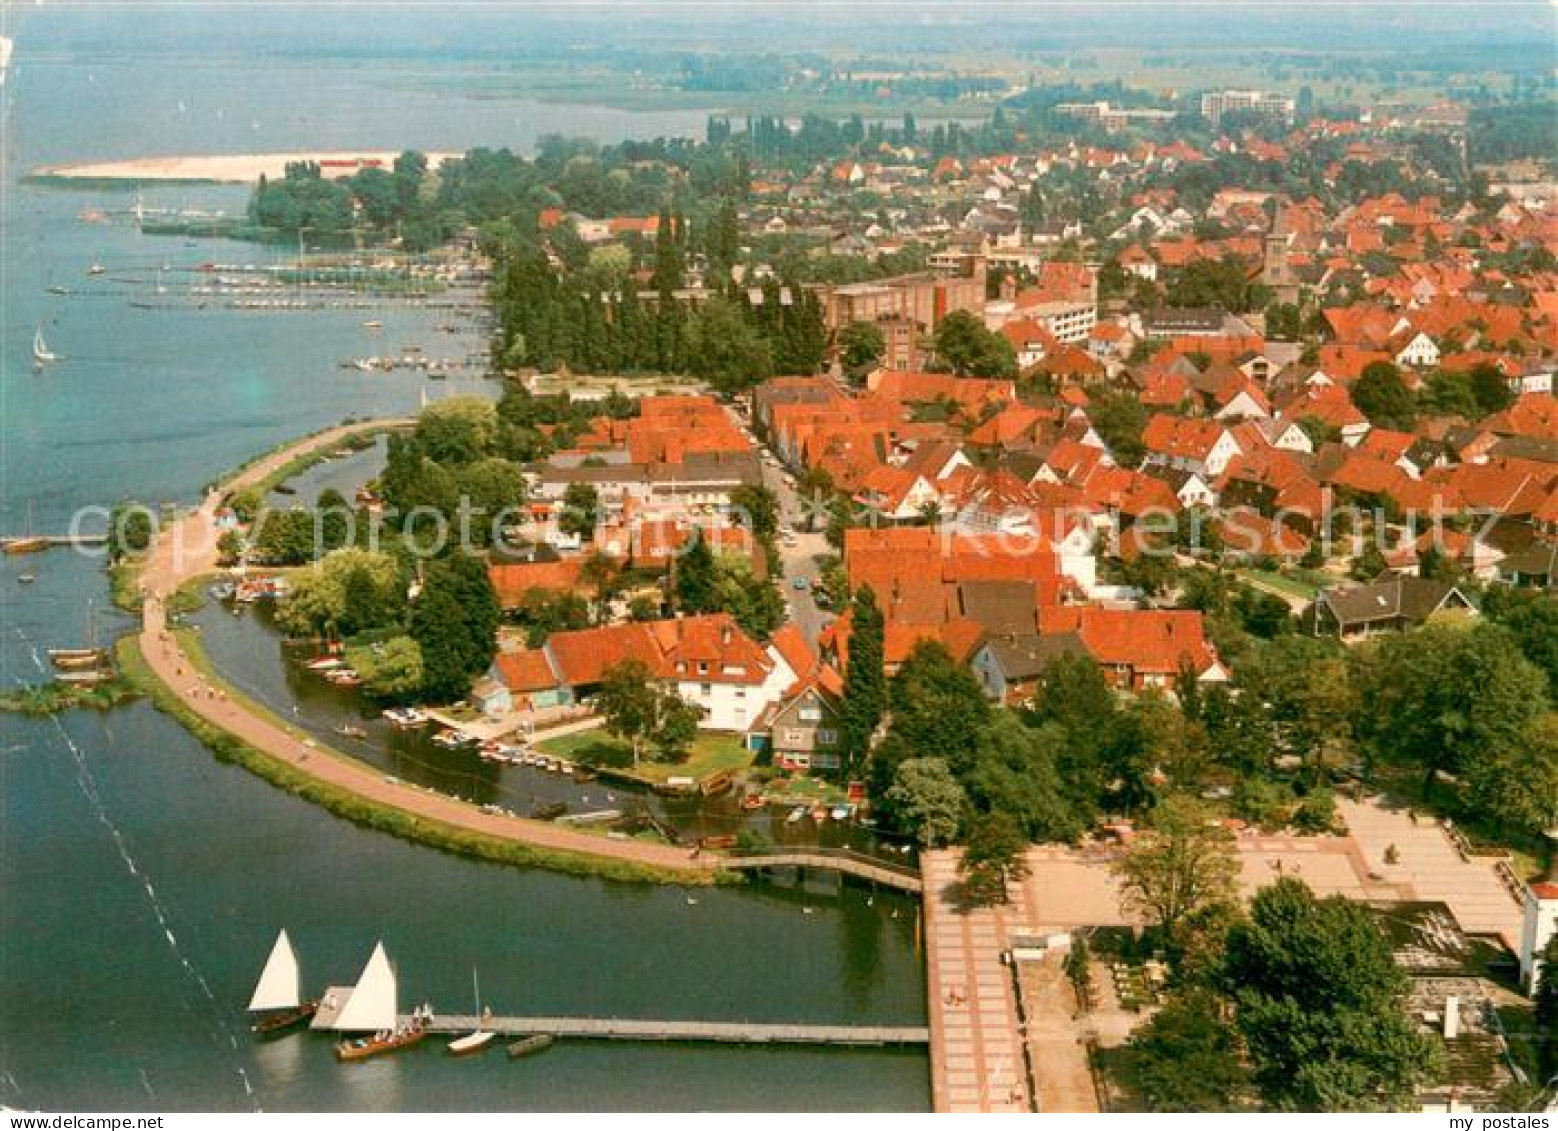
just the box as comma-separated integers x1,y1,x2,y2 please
248,929,300,1012
333,941,397,1031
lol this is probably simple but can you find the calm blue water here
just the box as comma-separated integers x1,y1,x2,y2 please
0,10,928,1112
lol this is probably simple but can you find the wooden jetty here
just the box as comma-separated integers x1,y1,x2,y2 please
719,848,924,893
410,1015,929,1046
1,534,108,552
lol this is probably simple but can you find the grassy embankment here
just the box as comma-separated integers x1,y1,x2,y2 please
120,579,720,886
0,675,140,715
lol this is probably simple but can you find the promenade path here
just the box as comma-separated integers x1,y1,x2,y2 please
135,419,720,879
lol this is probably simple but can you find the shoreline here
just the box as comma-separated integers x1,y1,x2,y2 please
27,150,460,186
127,418,730,886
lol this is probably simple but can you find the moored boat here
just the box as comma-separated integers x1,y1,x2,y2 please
506,1034,554,1059
447,1029,495,1056
2,537,48,555
336,1022,427,1061
248,929,318,1036
330,941,425,1060
447,968,493,1056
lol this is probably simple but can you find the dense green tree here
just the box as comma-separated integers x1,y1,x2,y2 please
1120,990,1251,1112
596,658,703,764
1350,361,1416,429
408,553,498,702
1113,794,1240,943
249,508,319,566
682,297,774,392
1536,934,1558,1041
1419,370,1481,418
839,585,887,770
108,501,155,562
1163,255,1253,311
559,482,600,542
1483,589,1558,692
408,579,479,702
675,531,718,612
1467,361,1516,415
348,635,425,701
651,691,704,761
1461,712,1558,840
597,658,660,765
415,396,498,466
710,553,785,638
1086,392,1150,464
958,811,1029,906
1264,302,1302,341
216,528,245,566
838,321,886,371
728,484,779,541
884,757,966,847
885,639,991,773
455,458,527,539
964,714,1085,843
1223,878,1442,1111
1356,621,1549,797
928,310,1017,378
277,548,403,638
315,488,354,554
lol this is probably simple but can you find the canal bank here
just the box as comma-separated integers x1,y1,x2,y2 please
128,420,733,886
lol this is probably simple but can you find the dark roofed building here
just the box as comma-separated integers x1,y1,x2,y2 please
1495,542,1558,589
1314,574,1476,639
953,578,1043,638
970,631,1089,705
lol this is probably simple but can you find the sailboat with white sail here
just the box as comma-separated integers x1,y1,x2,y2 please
447,967,495,1056
32,325,59,369
333,941,427,1061
247,929,318,1035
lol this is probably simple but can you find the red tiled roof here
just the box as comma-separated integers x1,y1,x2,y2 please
489,559,584,606
1041,606,1218,677
495,649,560,693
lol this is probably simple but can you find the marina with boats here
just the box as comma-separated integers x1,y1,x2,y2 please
251,933,929,1063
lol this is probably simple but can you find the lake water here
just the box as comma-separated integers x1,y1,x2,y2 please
0,10,929,1112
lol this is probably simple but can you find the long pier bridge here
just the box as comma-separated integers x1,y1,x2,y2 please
718,848,924,893
1,534,108,551
412,1015,929,1046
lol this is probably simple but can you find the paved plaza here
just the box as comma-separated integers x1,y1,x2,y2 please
921,795,1530,1112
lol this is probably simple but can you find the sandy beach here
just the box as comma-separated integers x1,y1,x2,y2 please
29,151,459,184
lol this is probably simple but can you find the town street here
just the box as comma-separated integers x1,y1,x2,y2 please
728,401,835,648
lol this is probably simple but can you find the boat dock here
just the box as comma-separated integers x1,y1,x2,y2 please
408,1014,929,1047
1,534,109,551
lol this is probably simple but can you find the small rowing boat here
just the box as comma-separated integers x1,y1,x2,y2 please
507,1034,554,1059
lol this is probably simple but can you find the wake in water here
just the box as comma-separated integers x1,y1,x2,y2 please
12,626,46,678
26,671,262,1111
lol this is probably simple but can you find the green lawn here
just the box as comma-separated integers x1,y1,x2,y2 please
537,728,753,785
1239,569,1321,601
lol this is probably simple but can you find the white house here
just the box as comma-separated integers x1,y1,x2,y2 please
1394,331,1441,369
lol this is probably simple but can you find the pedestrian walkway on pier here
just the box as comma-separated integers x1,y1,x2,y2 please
415,1015,929,1046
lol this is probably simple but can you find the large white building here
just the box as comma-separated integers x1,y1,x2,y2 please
1200,89,1296,129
